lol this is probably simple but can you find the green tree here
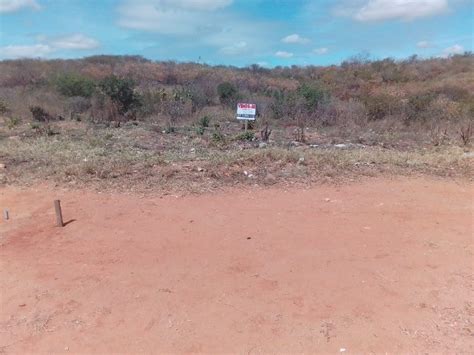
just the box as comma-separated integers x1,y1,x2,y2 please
297,83,329,111
99,75,142,115
217,82,238,107
55,73,96,98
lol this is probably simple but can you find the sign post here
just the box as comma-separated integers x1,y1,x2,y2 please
236,103,256,132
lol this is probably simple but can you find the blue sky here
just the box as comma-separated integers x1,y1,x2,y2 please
0,0,472,67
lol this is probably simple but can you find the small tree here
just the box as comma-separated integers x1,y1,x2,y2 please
217,82,238,107
98,75,142,117
297,83,328,111
55,73,96,98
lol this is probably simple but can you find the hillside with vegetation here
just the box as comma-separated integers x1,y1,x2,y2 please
0,54,472,191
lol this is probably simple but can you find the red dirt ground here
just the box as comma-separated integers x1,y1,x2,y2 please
0,178,473,353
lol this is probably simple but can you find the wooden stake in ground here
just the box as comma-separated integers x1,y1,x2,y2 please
3,209,9,220
54,200,64,227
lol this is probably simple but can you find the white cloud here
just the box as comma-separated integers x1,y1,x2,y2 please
118,0,233,35
159,0,232,11
1,33,100,59
275,50,293,58
281,34,309,44
117,0,273,57
49,34,100,50
440,44,464,57
0,0,40,13
313,47,329,54
416,40,432,48
350,0,449,22
219,41,247,55
0,44,52,59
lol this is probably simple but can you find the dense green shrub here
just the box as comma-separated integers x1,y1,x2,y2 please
217,82,238,106
99,75,142,115
297,83,329,111
197,115,211,128
234,131,255,141
55,73,96,98
7,116,20,129
269,90,286,119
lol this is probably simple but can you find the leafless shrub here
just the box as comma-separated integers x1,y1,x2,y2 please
260,124,272,142
320,98,367,127
90,94,121,127
429,124,449,146
30,106,53,122
0,98,8,114
459,120,472,146
67,96,91,120
163,93,192,132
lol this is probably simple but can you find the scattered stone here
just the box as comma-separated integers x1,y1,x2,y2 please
0,163,5,169
325,198,331,202
258,142,267,148
243,170,248,176
463,152,474,158
339,348,346,352
298,157,305,165
264,173,277,185
334,144,347,148
197,167,204,172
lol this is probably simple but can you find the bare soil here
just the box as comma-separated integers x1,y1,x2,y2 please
1,177,473,353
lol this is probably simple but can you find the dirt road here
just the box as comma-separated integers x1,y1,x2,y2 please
1,178,473,353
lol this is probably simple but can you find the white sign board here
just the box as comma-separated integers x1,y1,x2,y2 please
236,103,256,120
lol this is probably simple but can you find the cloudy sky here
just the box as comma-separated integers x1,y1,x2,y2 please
0,0,472,66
